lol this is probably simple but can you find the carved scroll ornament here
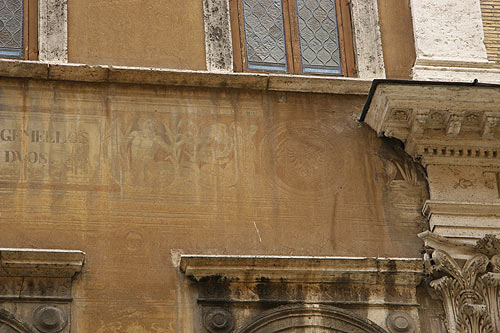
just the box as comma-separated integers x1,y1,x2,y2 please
424,235,500,333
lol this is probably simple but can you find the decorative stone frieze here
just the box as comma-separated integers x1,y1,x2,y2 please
363,83,500,166
363,82,500,242
180,255,422,332
0,248,85,333
423,234,500,333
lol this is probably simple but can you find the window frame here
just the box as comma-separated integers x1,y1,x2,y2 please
0,0,38,60
24,0,38,60
229,0,356,76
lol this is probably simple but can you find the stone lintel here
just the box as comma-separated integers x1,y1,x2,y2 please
0,59,372,95
412,60,500,84
180,255,423,286
0,248,85,278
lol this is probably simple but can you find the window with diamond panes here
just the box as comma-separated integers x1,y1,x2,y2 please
231,0,355,76
0,0,37,59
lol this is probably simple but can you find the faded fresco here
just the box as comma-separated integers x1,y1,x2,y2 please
0,78,428,331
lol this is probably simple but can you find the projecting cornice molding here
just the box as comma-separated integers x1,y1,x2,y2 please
0,248,84,332
0,248,85,278
180,254,423,286
181,255,423,332
363,82,500,167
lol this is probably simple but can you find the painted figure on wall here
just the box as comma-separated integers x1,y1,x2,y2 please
126,117,174,186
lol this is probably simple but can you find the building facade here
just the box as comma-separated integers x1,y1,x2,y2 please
0,0,500,332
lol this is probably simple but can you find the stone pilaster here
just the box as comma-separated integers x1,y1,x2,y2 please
408,0,500,83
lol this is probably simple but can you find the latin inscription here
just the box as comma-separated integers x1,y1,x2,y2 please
1,129,88,164
0,112,100,186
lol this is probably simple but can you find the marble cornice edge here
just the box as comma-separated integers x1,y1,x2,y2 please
363,81,500,167
0,248,85,278
179,255,423,286
0,59,372,95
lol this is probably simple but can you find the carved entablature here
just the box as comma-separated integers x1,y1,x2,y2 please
180,255,423,333
363,82,500,242
423,234,500,333
0,248,85,333
363,83,500,167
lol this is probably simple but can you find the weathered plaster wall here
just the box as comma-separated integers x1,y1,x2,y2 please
377,0,416,79
67,0,206,70
0,76,426,331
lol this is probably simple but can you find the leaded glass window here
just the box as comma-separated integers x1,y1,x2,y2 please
296,0,341,74
241,0,287,72
232,0,355,76
0,0,24,58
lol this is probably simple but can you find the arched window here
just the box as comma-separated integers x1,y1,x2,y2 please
0,309,35,333
237,304,388,333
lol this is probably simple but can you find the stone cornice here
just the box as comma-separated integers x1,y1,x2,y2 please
423,201,500,218
363,82,500,166
0,248,85,278
180,255,423,286
419,231,482,260
0,59,372,95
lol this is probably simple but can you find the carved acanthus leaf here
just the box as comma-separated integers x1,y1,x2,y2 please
425,243,500,333
475,234,500,257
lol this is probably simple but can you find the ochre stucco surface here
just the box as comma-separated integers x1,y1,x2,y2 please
67,0,206,70
0,77,426,331
377,0,416,79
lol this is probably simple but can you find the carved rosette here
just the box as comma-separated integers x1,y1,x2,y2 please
203,308,234,333
424,235,500,333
